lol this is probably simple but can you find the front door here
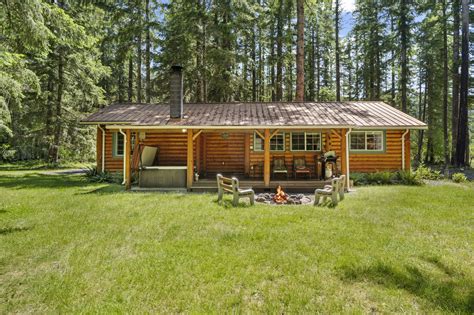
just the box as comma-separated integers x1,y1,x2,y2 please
204,132,245,176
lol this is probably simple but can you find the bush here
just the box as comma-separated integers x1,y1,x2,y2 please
365,171,394,185
350,173,367,186
351,171,423,186
84,166,114,183
396,170,423,186
451,173,467,183
414,164,442,180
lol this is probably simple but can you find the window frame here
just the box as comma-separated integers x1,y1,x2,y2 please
253,132,285,152
112,132,124,157
290,132,322,152
349,130,385,153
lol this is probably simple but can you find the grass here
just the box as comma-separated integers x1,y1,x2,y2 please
0,170,473,313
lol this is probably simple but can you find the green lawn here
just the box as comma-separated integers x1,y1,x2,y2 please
0,170,473,313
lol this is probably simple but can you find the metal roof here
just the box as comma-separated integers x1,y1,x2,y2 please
81,101,427,129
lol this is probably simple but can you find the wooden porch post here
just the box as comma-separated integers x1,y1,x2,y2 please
196,133,201,174
340,129,347,177
187,129,194,189
244,133,250,176
264,129,270,187
96,126,103,172
125,129,132,190
404,130,411,171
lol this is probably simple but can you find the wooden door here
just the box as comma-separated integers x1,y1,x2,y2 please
204,132,246,175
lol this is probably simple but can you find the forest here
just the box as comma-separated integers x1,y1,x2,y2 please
0,0,472,168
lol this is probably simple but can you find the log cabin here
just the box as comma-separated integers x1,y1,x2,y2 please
81,66,427,191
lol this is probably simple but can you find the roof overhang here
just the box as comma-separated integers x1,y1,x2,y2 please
91,124,427,130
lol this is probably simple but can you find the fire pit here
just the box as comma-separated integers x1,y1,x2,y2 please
255,185,313,205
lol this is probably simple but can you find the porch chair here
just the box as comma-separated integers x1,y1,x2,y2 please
293,156,311,179
272,156,288,180
314,176,343,206
216,174,255,206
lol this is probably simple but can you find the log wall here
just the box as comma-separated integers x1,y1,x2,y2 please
101,128,410,175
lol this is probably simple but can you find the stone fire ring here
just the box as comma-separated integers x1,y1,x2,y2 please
255,193,313,205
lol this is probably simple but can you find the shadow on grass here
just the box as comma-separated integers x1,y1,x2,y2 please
340,258,474,313
214,198,254,209
0,174,87,190
0,225,33,235
79,184,124,195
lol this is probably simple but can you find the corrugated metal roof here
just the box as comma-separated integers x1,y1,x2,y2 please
81,102,427,129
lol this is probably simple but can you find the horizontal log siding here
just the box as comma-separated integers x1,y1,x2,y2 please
349,130,408,172
100,129,409,175
203,132,245,175
103,130,187,172
104,130,123,171
249,132,334,178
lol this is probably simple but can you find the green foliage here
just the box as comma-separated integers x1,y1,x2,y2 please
451,173,467,183
396,170,423,186
351,171,423,186
414,164,442,180
84,166,115,183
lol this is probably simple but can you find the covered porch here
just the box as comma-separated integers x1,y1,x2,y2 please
109,127,350,191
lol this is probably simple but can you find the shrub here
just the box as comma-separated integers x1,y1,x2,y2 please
84,166,114,183
365,171,394,185
414,164,442,180
350,173,367,186
396,170,423,186
451,173,467,183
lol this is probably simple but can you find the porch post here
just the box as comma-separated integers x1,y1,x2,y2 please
264,129,270,187
96,126,103,172
125,129,132,190
244,133,250,176
340,128,347,178
187,129,194,189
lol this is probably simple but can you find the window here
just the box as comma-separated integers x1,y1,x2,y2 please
254,132,285,151
290,132,321,151
113,132,124,157
113,132,136,157
350,131,384,152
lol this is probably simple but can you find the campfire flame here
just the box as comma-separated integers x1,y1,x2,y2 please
273,185,288,204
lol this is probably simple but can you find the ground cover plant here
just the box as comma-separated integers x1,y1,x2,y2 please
0,170,473,313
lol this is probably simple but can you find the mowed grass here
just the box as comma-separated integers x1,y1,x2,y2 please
0,171,473,313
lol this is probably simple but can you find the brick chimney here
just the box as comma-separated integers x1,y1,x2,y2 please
170,65,183,119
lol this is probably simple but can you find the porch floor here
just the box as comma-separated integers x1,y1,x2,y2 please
191,178,331,193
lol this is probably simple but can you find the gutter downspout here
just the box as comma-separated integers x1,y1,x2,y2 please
119,129,127,185
98,125,105,172
345,128,352,190
401,129,409,171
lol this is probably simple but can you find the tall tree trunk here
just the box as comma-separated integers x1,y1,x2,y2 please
417,68,428,165
276,0,283,101
295,0,304,101
251,28,257,102
455,0,470,166
335,0,341,101
309,24,315,101
270,19,276,101
136,32,142,103
442,0,449,169
50,52,63,163
451,0,460,164
399,0,409,112
315,20,320,101
145,0,151,103
390,16,396,106
128,55,133,102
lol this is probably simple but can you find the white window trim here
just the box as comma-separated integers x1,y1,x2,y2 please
253,132,285,152
349,131,385,152
290,132,322,152
113,132,124,157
